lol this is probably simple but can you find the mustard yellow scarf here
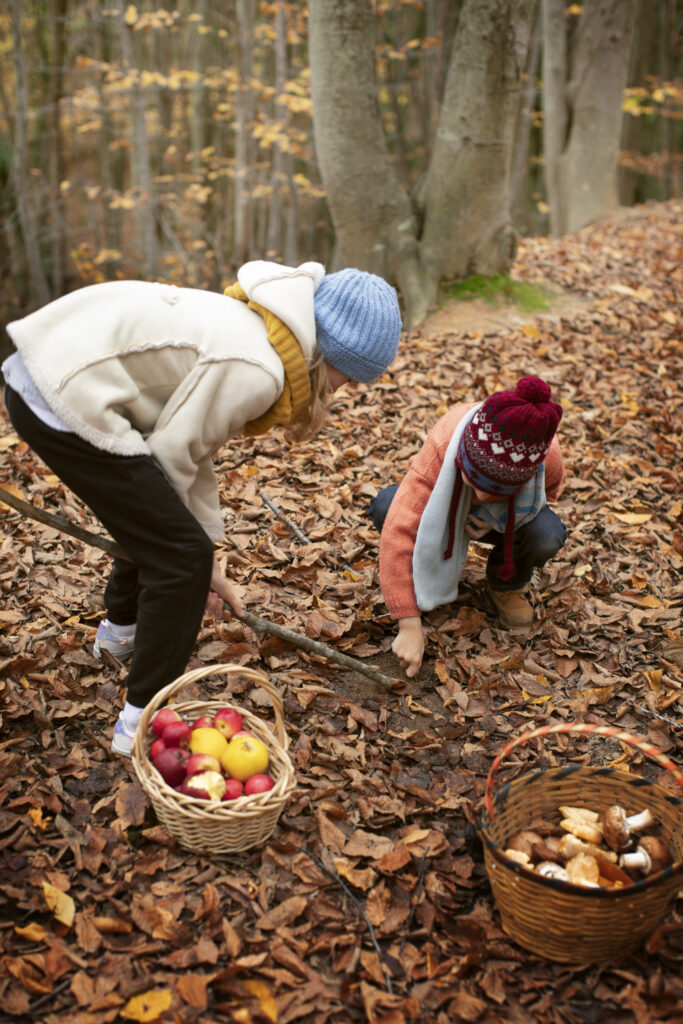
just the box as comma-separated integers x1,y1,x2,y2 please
224,282,312,436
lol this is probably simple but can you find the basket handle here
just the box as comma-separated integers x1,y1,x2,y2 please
484,722,683,819
138,663,289,748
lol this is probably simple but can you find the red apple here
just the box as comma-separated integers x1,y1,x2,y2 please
213,706,243,739
162,719,192,749
179,770,227,801
191,715,214,730
232,729,252,740
222,778,244,801
244,773,275,795
152,707,182,737
149,737,167,760
185,752,221,776
152,747,190,787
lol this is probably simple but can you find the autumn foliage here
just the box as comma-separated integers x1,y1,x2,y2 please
0,202,681,1020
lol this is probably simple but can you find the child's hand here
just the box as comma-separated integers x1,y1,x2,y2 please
206,557,244,619
393,617,424,677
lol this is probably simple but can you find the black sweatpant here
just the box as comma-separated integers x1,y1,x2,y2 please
5,385,214,708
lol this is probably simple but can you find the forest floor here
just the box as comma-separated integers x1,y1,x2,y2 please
0,200,682,1024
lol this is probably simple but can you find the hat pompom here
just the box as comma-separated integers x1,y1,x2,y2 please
516,376,551,404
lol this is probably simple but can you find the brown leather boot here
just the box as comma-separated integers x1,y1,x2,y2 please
488,587,534,628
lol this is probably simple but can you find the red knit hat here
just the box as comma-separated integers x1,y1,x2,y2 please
444,377,562,580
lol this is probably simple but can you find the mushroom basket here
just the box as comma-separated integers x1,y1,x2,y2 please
479,723,683,964
132,664,296,854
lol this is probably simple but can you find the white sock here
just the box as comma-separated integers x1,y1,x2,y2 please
122,702,143,732
106,620,137,638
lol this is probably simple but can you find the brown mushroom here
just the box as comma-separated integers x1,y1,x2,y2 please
601,805,655,852
557,833,617,863
619,836,671,876
530,835,564,864
506,830,544,860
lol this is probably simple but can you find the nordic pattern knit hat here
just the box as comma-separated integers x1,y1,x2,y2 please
314,268,402,382
445,376,563,580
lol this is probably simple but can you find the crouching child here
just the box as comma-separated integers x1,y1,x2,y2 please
369,376,566,678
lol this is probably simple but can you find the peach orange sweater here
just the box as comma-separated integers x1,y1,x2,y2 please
379,402,564,620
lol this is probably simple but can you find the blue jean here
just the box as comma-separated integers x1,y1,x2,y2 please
368,484,566,592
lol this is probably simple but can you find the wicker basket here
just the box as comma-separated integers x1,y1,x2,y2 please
132,663,296,854
479,723,683,964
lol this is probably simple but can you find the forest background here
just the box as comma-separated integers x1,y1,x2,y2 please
0,0,681,344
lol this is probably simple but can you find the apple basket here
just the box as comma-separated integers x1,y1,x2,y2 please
479,723,683,964
132,663,296,854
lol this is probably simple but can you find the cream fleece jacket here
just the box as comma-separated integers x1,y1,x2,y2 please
5,261,325,541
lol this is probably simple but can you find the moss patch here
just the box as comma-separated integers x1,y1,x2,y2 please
443,274,551,313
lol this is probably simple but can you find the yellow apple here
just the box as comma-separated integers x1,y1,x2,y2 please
220,735,269,781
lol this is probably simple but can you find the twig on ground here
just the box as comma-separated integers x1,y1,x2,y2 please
260,490,361,578
241,610,403,691
294,845,393,993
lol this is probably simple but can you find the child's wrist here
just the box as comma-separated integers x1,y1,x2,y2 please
398,616,422,633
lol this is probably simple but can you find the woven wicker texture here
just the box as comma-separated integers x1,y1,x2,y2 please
480,723,683,963
132,664,296,853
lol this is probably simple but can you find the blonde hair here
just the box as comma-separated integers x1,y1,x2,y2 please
285,350,332,441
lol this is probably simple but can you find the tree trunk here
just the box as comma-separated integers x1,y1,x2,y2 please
9,0,50,306
233,0,256,266
510,0,542,231
47,0,67,295
115,0,158,276
308,0,416,280
543,0,636,235
420,0,535,283
309,0,535,327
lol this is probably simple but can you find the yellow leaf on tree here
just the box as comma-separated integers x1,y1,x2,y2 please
241,980,277,1022
124,4,138,26
612,512,652,525
42,881,75,927
122,990,173,1022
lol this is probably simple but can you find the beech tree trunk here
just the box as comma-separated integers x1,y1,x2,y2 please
542,0,636,235
309,0,535,327
10,0,50,306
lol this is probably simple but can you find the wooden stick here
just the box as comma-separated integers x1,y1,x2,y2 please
0,484,127,558
240,610,403,691
0,483,404,691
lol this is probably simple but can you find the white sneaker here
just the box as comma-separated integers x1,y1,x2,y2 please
111,712,136,757
93,621,136,661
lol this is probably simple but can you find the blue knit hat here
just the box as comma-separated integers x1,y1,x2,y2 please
314,269,401,382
